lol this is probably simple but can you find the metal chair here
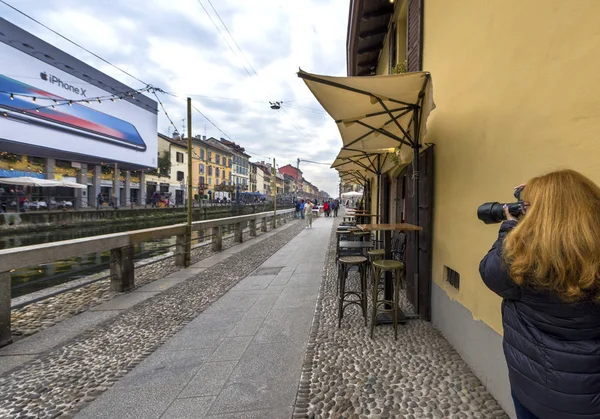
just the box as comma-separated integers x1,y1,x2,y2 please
337,256,368,328
391,232,407,262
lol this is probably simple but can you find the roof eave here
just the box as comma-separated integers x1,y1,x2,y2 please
346,0,363,76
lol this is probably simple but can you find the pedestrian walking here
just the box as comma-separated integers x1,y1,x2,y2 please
295,200,301,219
300,199,305,219
96,192,104,210
110,194,118,210
333,200,339,217
0,188,6,213
323,201,330,217
304,199,314,229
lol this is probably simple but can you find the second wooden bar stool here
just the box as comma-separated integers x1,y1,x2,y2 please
337,256,368,328
370,259,404,340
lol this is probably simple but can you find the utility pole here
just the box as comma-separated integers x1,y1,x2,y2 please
272,158,277,228
113,162,118,208
185,98,193,267
296,158,301,197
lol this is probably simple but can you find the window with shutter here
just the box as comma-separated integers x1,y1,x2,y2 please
406,0,423,72
388,23,397,74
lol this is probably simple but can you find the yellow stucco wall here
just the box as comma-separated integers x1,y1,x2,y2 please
422,0,600,333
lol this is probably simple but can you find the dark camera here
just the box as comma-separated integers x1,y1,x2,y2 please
477,202,523,224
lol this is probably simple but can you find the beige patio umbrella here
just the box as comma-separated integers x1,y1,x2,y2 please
331,146,411,227
299,69,435,296
298,69,434,152
338,169,367,185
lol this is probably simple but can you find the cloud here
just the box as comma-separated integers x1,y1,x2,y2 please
1,0,349,196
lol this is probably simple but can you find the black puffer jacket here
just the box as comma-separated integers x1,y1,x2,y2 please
480,220,600,419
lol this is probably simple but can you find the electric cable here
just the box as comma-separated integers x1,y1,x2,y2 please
206,0,258,76
0,0,148,86
195,0,253,77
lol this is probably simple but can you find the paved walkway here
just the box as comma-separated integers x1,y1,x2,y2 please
76,215,334,419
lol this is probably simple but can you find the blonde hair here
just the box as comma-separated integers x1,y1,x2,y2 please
503,169,600,302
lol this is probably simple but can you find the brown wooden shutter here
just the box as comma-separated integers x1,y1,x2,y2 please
406,0,423,72
403,146,434,320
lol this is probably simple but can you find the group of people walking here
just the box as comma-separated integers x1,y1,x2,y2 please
294,198,342,229
322,199,339,217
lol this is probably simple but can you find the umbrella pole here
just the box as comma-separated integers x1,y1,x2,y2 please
376,156,381,247
412,143,420,316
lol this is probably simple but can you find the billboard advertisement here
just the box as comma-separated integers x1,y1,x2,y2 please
0,20,158,169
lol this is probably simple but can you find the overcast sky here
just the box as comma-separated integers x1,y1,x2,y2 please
1,0,349,196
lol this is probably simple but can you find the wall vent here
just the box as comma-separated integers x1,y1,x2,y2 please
444,266,460,290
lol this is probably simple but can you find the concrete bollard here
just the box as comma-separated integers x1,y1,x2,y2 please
175,234,186,266
261,217,268,232
0,272,11,348
110,245,135,292
235,222,244,243
249,219,257,237
212,226,223,251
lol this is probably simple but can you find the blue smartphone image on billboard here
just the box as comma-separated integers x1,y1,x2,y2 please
0,74,146,151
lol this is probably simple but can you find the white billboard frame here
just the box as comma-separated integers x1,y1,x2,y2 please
0,18,158,170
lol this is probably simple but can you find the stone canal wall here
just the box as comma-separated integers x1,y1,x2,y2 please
0,204,291,233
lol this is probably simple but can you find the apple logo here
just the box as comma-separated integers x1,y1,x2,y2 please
40,72,48,81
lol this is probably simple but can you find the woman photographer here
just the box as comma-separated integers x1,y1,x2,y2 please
480,169,600,419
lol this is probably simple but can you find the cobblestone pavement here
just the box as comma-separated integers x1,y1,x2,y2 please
11,230,254,340
293,221,508,419
0,221,304,419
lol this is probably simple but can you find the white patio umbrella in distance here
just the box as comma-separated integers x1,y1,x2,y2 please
58,181,87,189
0,177,62,187
341,191,363,198
0,177,87,189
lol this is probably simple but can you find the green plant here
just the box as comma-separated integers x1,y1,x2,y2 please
8,215,16,226
389,149,401,166
0,153,20,164
150,151,171,177
391,60,407,74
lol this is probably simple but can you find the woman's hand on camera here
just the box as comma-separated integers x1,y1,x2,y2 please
504,204,518,222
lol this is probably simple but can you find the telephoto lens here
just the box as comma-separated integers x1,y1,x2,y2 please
477,202,522,224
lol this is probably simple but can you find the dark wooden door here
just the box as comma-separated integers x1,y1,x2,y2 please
381,174,391,224
403,146,434,320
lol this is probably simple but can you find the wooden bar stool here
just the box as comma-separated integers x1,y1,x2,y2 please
367,249,385,289
367,249,384,263
337,256,368,328
370,259,404,340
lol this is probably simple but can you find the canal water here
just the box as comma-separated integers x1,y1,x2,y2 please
3,217,233,298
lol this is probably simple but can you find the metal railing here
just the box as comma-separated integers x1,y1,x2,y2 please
0,208,296,347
